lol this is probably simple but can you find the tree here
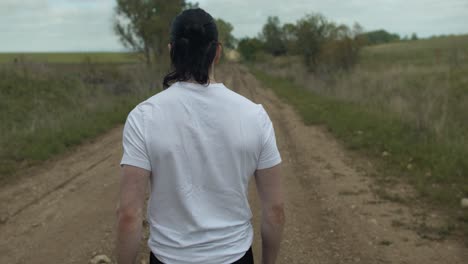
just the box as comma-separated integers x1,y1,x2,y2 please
321,23,364,71
360,30,400,45
114,0,186,65
216,19,236,49
260,16,287,56
282,23,298,54
411,33,419,41
237,37,264,61
184,2,199,9
295,13,330,69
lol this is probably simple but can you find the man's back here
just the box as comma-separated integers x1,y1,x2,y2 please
121,81,282,263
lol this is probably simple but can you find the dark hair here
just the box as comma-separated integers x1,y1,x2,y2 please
163,8,219,89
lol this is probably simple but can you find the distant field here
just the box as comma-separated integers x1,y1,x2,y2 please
361,34,468,67
0,52,139,64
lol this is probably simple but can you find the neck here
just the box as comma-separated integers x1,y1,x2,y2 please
185,65,217,84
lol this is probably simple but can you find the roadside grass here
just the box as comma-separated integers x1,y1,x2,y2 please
0,52,139,64
259,35,468,123
250,68,468,237
251,35,468,206
0,62,159,184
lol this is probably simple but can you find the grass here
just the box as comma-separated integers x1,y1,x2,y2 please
250,66,468,236
0,62,160,184
0,52,139,64
251,34,468,203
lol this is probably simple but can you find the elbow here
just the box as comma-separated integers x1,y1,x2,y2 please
117,207,141,230
264,204,286,226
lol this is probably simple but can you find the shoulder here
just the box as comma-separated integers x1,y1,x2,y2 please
219,84,260,109
219,84,270,129
256,104,273,130
128,87,177,119
128,98,153,120
220,84,269,114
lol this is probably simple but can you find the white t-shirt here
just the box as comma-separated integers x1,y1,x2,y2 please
120,81,281,264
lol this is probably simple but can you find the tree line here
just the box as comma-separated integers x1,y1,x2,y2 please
113,1,416,73
237,14,421,72
238,14,368,72
363,30,418,45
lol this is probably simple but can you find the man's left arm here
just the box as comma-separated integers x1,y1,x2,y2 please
116,165,150,264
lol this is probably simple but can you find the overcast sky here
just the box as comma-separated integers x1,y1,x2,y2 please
0,0,467,52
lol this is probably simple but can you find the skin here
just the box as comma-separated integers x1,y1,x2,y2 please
115,165,151,264
255,164,285,264
115,42,285,264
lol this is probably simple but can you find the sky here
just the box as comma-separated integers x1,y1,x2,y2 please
0,0,467,52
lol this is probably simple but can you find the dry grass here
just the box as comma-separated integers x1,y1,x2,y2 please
257,36,468,147
0,59,162,184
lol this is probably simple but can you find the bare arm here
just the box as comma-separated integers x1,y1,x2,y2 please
116,165,150,264
255,164,285,264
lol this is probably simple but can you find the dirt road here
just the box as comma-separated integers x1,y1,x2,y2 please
1,64,466,264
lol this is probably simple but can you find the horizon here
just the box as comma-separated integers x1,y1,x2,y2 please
0,33,466,54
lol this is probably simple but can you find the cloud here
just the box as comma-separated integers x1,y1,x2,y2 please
0,0,121,52
196,0,468,38
0,0,48,13
0,0,466,52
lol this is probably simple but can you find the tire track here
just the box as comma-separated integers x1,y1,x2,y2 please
4,154,113,223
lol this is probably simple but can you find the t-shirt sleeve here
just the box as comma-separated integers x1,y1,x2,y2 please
120,107,152,171
257,104,282,170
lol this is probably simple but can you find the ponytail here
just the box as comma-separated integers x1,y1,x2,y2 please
163,9,219,89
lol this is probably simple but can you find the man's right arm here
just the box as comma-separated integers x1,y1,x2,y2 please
255,164,285,264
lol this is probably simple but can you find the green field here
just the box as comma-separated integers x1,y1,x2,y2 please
0,52,139,64
252,35,468,236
